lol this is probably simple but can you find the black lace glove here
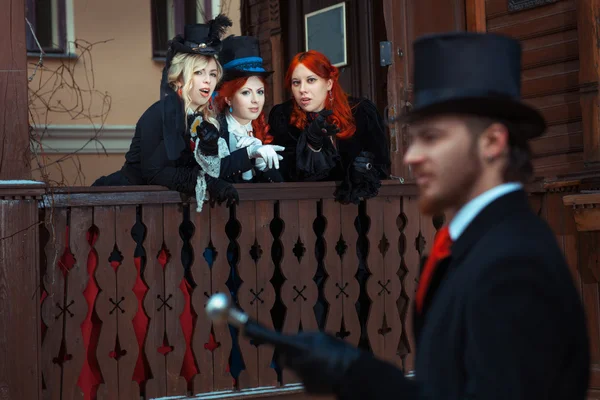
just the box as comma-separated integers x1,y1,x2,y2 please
206,176,239,207
275,331,362,396
196,121,220,156
306,109,339,150
351,151,376,184
334,151,381,205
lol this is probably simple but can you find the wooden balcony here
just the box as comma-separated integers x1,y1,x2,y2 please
0,181,433,399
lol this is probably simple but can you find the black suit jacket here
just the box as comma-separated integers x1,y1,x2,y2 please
338,190,590,399
119,100,253,193
216,113,284,183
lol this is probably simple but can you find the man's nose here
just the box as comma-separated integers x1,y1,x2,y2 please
403,143,424,166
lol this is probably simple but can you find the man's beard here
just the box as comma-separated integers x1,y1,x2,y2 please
417,149,482,217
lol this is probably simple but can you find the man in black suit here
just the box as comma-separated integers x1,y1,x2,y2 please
270,32,590,399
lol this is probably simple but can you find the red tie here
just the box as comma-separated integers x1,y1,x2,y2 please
415,226,453,314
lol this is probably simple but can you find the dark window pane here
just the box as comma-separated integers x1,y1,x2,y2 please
28,0,64,52
35,0,54,48
185,0,202,25
152,0,174,57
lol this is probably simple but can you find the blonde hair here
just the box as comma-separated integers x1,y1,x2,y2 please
167,53,223,130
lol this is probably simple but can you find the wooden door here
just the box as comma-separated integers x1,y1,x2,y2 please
280,0,388,109
383,0,466,179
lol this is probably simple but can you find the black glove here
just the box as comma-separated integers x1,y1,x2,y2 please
196,121,220,156
276,331,362,396
206,176,239,207
351,151,376,184
306,109,339,150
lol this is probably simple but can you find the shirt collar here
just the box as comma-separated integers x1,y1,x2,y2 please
448,182,523,241
226,113,253,135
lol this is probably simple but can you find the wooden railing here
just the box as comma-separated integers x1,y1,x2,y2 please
3,179,598,399
1,181,432,400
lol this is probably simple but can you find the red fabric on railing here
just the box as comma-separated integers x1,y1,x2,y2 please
78,228,102,400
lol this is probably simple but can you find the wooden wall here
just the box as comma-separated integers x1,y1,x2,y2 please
534,183,600,399
484,0,600,180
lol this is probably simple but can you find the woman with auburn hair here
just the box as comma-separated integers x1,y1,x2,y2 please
213,35,285,183
268,50,390,203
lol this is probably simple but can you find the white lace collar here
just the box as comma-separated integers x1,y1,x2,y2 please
226,113,253,137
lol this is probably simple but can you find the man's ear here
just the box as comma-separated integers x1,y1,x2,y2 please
480,122,509,162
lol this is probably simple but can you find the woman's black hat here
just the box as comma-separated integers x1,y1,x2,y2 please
218,35,274,83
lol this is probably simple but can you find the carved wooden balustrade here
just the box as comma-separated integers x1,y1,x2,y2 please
5,181,443,400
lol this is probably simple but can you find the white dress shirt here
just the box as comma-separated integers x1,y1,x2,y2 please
448,182,523,241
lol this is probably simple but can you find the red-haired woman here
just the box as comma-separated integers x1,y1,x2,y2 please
214,35,285,183
269,50,390,203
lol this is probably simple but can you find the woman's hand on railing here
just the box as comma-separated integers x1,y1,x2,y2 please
247,144,285,170
206,176,239,207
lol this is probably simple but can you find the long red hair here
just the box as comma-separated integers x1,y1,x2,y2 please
285,50,355,139
214,76,272,144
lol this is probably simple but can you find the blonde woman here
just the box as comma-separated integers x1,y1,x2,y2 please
94,15,238,207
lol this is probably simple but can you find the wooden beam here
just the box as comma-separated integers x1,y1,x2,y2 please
269,0,284,105
465,0,486,32
0,1,41,399
0,193,42,399
563,193,600,231
0,0,31,179
576,0,600,165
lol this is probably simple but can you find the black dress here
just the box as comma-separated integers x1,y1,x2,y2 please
267,97,391,202
93,100,256,193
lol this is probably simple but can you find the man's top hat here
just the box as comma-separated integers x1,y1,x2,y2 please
403,32,546,139
218,35,274,83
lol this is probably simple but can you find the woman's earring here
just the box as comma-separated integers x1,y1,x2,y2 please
329,90,334,103
229,105,233,113
177,87,182,97
208,99,213,111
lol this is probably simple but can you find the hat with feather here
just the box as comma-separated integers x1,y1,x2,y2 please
159,14,232,161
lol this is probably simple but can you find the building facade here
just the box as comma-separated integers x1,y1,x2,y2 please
28,0,242,185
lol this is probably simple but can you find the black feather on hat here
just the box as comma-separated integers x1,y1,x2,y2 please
159,14,232,161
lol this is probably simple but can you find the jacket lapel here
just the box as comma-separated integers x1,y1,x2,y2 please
412,189,531,342
218,113,230,146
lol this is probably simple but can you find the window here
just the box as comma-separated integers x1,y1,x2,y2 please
26,0,67,54
151,0,213,59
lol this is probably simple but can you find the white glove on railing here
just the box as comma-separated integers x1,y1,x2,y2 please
254,157,268,172
236,136,262,149
246,144,285,170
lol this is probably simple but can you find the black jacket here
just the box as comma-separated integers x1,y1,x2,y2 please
118,100,254,194
338,190,590,399
268,97,390,201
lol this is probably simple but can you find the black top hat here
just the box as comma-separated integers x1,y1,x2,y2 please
403,32,546,139
170,14,233,57
218,35,274,83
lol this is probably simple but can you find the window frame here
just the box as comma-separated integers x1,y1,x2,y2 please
151,0,213,60
26,0,68,54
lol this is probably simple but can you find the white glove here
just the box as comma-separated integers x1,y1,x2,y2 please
255,157,268,172
236,136,262,149
247,144,285,169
